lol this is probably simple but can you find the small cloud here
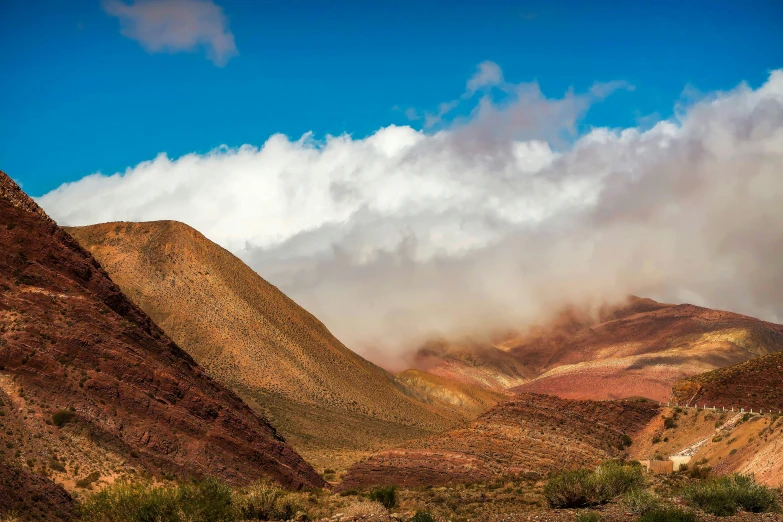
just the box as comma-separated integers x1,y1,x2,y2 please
424,100,459,128
520,11,537,20
404,107,421,121
103,0,237,66
466,61,504,94
589,80,635,99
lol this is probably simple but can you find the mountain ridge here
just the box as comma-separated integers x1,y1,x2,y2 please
66,220,467,471
0,171,325,503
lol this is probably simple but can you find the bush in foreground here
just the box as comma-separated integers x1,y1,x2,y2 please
621,488,661,515
544,461,644,508
78,478,236,522
367,485,398,509
682,473,778,516
235,479,304,521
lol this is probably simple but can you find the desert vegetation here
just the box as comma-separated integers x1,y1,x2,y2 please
21,462,775,521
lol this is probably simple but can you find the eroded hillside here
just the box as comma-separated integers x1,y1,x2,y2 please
339,393,659,490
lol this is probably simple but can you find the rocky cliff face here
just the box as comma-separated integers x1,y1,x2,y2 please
0,171,325,497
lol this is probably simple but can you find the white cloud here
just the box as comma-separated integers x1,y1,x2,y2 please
103,0,237,66
466,61,504,94
39,66,783,367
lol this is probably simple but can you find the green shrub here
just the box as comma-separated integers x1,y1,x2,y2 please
682,474,778,516
177,478,235,521
48,459,66,472
51,409,75,427
622,488,661,515
76,471,101,488
78,481,180,522
688,465,711,480
78,479,238,522
236,480,304,521
409,511,436,522
663,417,677,429
545,462,644,508
367,485,398,509
575,511,601,522
544,469,595,508
592,461,645,502
639,508,696,522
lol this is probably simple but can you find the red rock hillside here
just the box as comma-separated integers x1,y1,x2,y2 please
0,171,325,503
672,350,783,412
338,393,659,490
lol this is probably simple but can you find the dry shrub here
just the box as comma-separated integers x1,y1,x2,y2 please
341,500,391,520
235,479,305,521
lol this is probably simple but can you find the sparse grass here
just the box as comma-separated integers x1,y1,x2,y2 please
638,507,696,522
574,511,602,522
681,473,778,516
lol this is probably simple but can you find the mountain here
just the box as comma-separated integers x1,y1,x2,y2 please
512,299,783,402
394,369,507,416
66,221,464,471
0,171,324,504
339,394,660,490
415,297,783,403
411,337,535,390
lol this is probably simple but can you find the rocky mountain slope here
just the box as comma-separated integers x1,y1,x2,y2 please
416,297,783,403
0,171,324,507
394,369,507,416
67,221,464,470
672,350,783,412
513,300,783,402
339,394,660,490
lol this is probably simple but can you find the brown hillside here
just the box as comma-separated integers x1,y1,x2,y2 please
0,171,324,501
412,338,536,390
66,221,463,469
395,369,507,417
513,301,783,402
339,394,659,490
672,350,783,412
410,297,672,392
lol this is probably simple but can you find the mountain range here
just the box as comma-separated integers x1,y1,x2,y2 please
3,168,783,519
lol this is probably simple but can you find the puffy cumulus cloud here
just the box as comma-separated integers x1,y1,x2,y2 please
39,68,783,368
103,0,237,66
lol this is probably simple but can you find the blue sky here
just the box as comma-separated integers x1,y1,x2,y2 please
1,0,782,197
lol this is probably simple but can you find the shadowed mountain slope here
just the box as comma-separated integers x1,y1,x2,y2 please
339,394,660,490
672,350,783,412
0,171,324,496
67,221,463,469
